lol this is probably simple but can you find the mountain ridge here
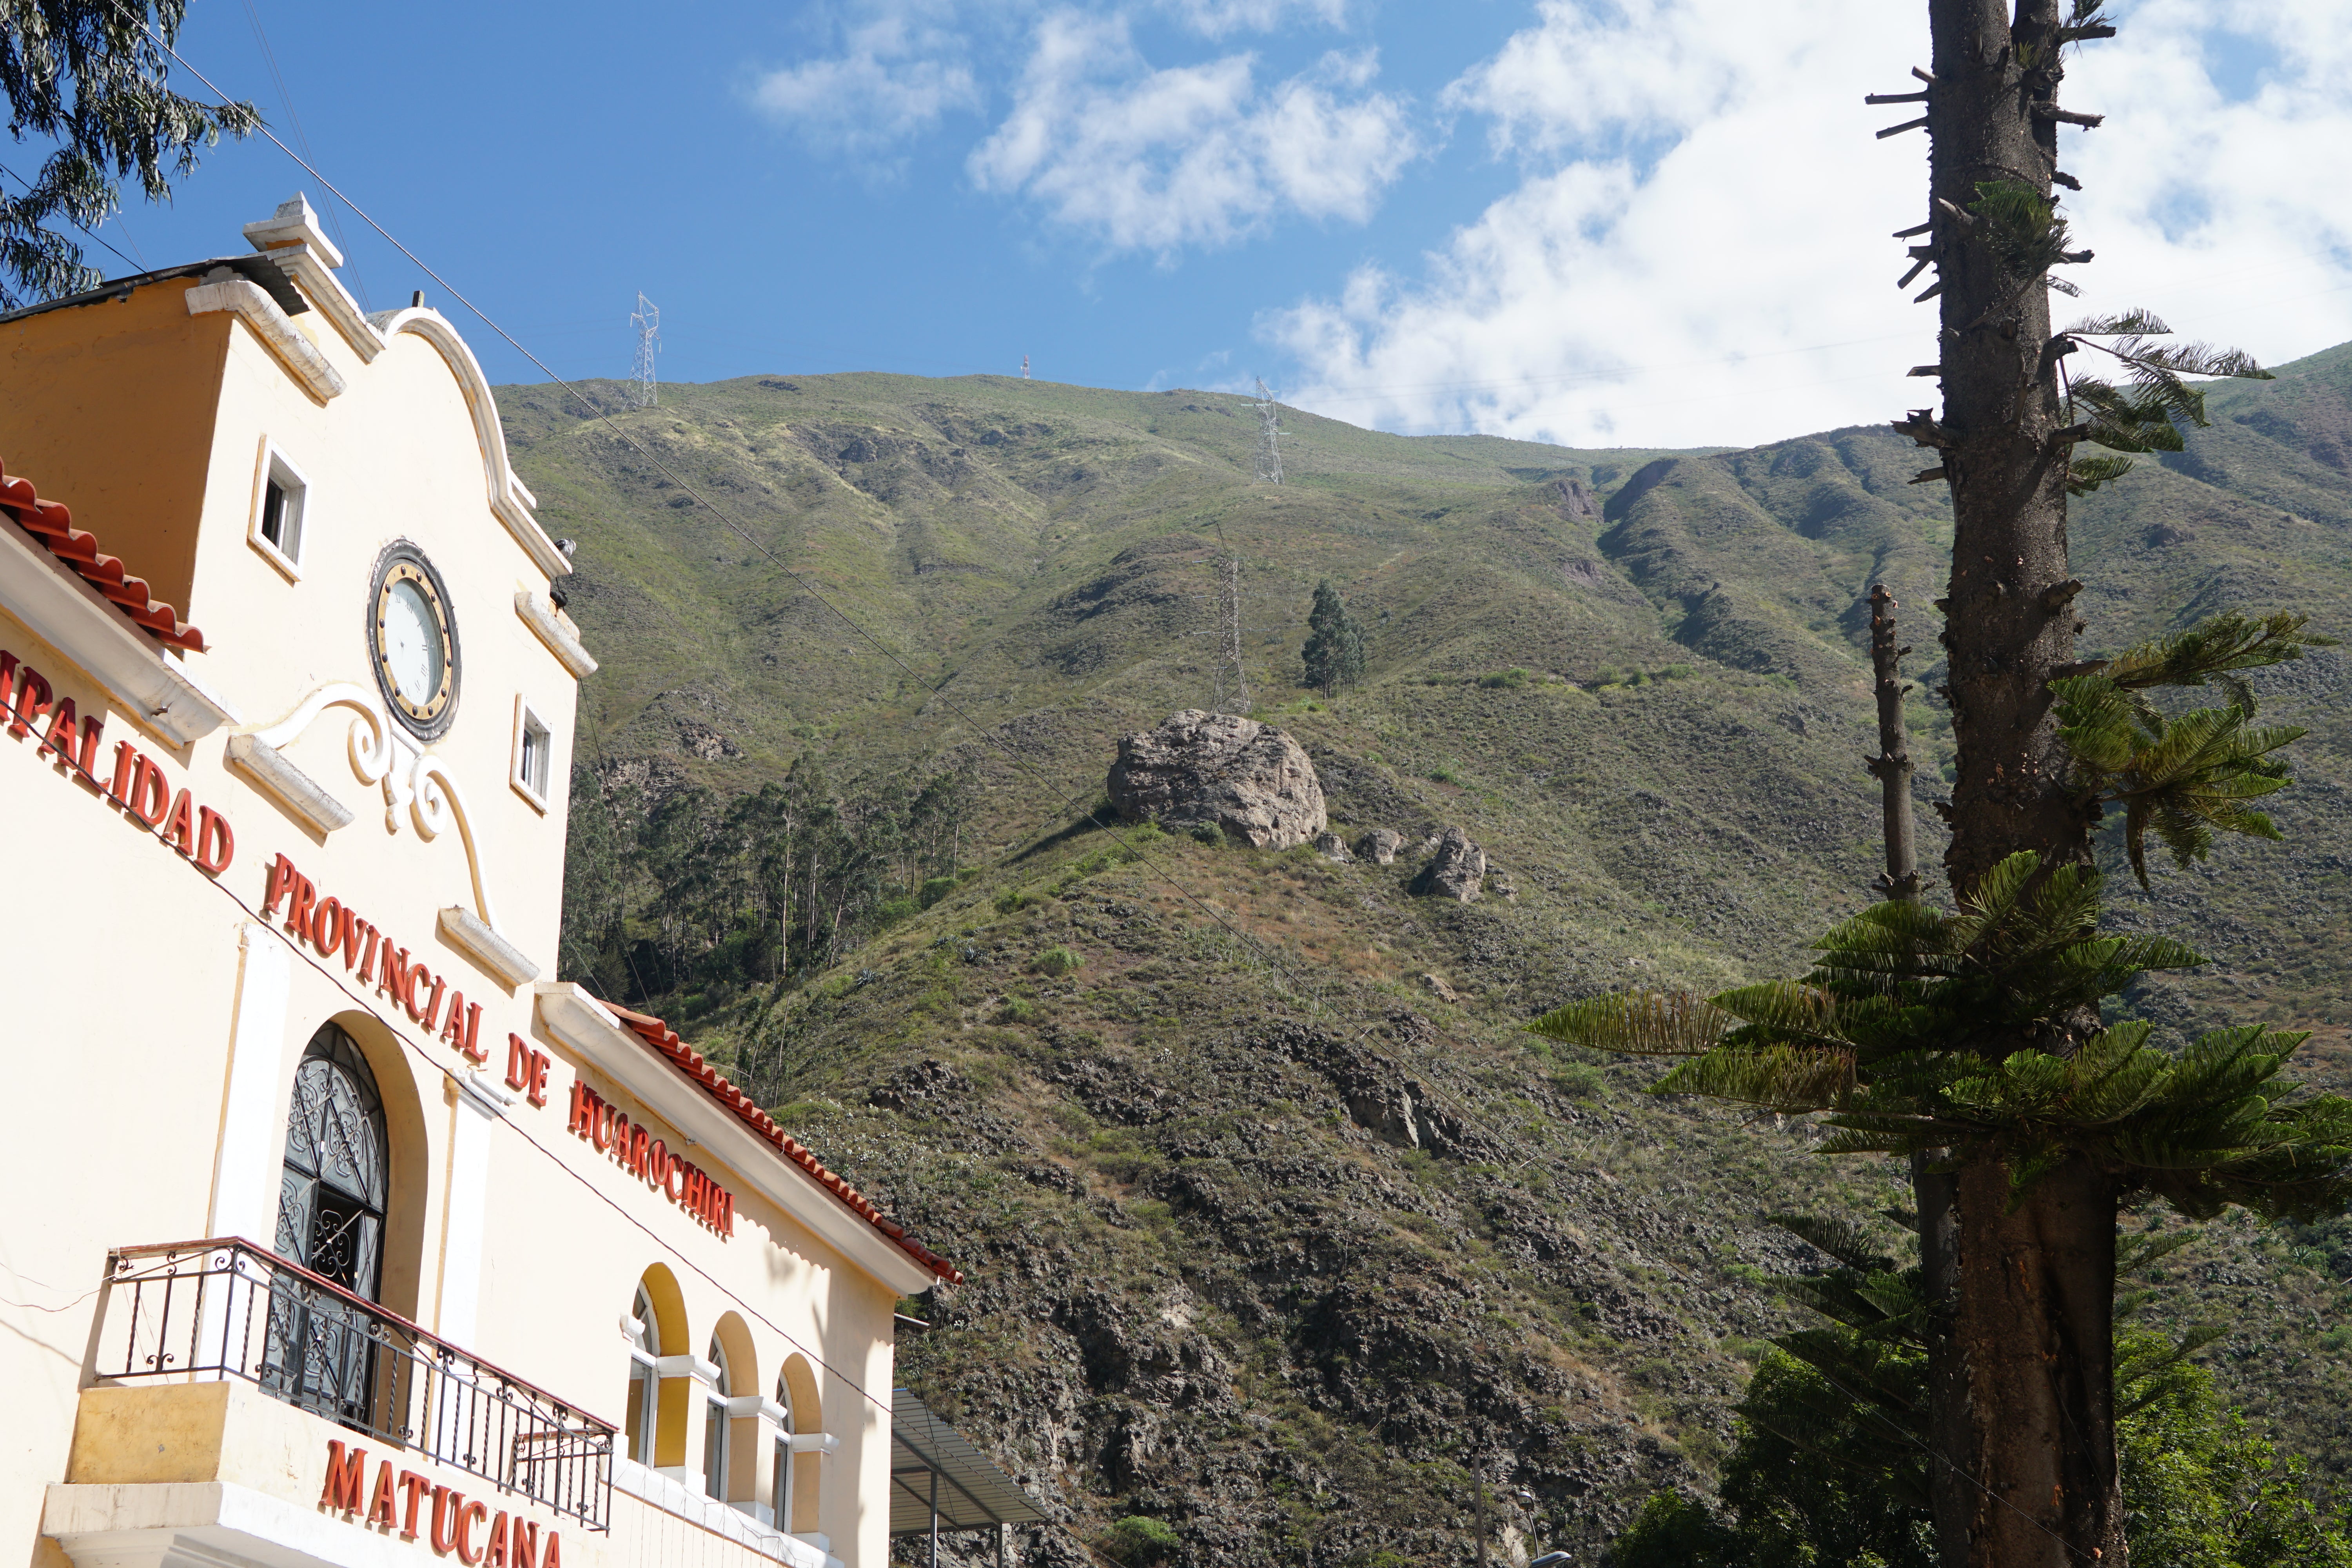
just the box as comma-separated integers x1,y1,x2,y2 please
502,343,2352,1565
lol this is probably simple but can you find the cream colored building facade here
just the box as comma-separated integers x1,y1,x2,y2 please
0,197,955,1568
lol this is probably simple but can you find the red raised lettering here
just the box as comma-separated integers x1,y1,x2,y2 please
567,1080,592,1137
664,1155,684,1201
646,1138,666,1188
422,975,449,1033
509,1521,539,1568
540,1532,559,1568
526,1051,550,1108
285,874,318,942
484,1512,509,1568
429,1486,459,1555
71,711,104,793
107,739,137,804
629,1126,649,1179
36,695,76,766
398,1471,431,1540
443,1000,484,1063
0,651,15,708
455,1500,489,1565
7,664,51,739
506,1035,532,1093
162,788,196,856
340,906,362,970
368,1459,399,1530
320,1439,367,1513
194,808,235,876
378,944,414,1006
312,897,342,957
262,853,300,918
129,755,171,828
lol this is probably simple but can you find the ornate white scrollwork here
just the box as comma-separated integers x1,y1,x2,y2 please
230,682,508,938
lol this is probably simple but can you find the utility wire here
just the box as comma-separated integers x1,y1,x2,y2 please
152,34,1490,1110
148,59,2080,1555
237,0,370,309
0,158,145,274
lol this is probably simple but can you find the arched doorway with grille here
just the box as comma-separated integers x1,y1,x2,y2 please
264,1022,390,1425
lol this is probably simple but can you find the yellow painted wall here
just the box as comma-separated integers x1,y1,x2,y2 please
0,283,233,618
0,210,921,1568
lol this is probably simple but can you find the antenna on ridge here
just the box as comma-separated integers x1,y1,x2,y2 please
1253,377,1282,485
1021,353,1030,380
630,292,660,409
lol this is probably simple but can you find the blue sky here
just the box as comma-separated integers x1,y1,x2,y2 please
67,0,2352,448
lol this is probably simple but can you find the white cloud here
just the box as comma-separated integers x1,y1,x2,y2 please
750,10,984,155
1266,0,2352,449
1160,0,1348,39
968,11,1417,253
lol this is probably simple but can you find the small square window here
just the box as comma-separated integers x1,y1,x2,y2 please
512,697,554,811
248,441,309,579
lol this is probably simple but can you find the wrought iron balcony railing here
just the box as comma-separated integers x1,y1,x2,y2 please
96,1240,615,1532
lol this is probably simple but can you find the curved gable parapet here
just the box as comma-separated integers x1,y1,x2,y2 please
367,306,569,581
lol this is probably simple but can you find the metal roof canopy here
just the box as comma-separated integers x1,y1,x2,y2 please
890,1389,1049,1550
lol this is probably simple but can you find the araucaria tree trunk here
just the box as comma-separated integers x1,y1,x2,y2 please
1915,1,2120,1561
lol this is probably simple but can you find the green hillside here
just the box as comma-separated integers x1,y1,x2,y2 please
499,345,2352,1565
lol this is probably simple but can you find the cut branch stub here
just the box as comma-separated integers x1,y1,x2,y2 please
1878,116,1932,139
2034,106,2105,128
1893,411,1955,448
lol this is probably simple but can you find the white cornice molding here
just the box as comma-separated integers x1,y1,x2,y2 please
185,277,347,404
0,514,239,745
515,590,597,677
534,982,941,1295
261,241,385,364
223,733,355,833
367,308,570,581
440,904,538,990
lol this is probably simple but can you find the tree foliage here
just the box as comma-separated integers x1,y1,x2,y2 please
1612,1214,2352,1568
1528,849,2352,1220
1299,579,1366,697
558,756,972,1007
0,1,258,307
2052,611,2332,884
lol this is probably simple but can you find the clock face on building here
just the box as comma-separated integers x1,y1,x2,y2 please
367,544,459,740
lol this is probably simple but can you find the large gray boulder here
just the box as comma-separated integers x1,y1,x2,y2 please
1107,710,1327,849
1412,826,1486,901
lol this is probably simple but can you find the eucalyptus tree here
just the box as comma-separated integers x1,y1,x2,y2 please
0,0,256,307
1301,579,1366,697
1532,3,2351,1564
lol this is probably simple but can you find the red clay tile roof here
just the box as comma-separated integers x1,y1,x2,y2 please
0,467,207,652
605,1001,963,1286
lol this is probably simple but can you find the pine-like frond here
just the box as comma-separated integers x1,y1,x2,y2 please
1525,989,1727,1056
1655,1044,1854,1110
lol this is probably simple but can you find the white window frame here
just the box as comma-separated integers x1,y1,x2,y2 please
247,437,309,581
703,1335,731,1500
625,1289,662,1467
771,1374,793,1532
511,694,554,812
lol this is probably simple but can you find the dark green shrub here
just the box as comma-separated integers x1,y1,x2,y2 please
1479,667,1530,689
1034,946,1083,978
1103,1516,1178,1565
919,875,958,908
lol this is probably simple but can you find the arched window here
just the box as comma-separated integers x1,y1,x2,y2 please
266,1024,388,1424
625,1287,662,1465
276,1024,388,1295
771,1372,794,1530
704,1334,731,1497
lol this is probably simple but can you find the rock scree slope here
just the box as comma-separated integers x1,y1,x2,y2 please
501,347,2352,1566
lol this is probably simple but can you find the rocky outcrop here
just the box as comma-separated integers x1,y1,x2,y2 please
1355,828,1404,864
1107,710,1327,850
1412,826,1486,901
1313,832,1353,863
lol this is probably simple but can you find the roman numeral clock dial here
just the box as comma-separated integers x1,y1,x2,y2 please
367,543,460,740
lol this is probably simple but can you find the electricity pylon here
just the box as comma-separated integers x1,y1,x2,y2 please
1253,377,1282,485
630,293,660,409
